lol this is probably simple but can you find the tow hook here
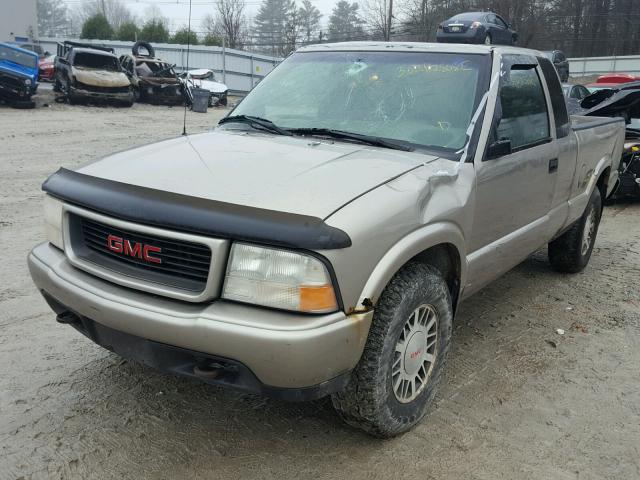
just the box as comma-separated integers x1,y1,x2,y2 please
56,311,81,324
193,362,237,380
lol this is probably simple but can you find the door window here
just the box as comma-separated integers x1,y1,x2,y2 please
495,66,550,150
495,16,509,28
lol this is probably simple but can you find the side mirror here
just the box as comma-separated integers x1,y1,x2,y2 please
487,138,512,159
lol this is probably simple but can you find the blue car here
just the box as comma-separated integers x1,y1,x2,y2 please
0,42,39,108
436,12,518,45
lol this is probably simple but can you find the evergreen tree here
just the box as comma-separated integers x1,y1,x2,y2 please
80,13,114,40
139,19,170,43
328,1,365,42
298,0,322,44
170,27,200,45
117,21,139,41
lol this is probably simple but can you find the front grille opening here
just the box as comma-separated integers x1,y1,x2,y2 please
70,214,212,293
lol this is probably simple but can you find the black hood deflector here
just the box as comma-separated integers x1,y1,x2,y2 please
42,168,352,250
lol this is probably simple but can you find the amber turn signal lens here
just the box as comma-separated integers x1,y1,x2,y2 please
299,285,337,313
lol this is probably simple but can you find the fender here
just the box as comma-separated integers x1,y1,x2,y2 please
356,221,467,310
568,154,613,223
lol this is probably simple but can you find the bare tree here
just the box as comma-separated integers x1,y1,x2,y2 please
216,0,247,49
74,0,134,31
363,0,390,40
37,0,72,37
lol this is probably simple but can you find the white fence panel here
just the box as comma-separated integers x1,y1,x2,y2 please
569,55,640,77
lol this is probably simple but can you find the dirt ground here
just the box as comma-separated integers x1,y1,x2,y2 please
1,91,639,480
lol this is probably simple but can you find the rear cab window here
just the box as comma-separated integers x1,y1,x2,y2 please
538,56,570,138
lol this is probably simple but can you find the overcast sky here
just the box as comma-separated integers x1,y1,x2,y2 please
63,0,338,33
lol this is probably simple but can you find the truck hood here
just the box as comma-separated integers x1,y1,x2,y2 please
77,130,435,219
71,67,130,88
0,61,36,81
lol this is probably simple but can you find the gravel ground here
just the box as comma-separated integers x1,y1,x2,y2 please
1,92,639,480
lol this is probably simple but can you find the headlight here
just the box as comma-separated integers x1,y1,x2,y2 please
44,195,64,250
222,243,338,313
25,78,32,85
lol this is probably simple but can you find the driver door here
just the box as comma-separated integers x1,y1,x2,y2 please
466,57,558,294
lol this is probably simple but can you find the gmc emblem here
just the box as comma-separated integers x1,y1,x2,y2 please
107,234,162,264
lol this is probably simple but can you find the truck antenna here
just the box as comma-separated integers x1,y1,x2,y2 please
182,0,193,136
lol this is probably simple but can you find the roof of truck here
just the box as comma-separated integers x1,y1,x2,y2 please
298,41,543,56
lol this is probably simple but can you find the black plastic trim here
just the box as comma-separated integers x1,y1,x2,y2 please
42,168,352,250
41,291,350,401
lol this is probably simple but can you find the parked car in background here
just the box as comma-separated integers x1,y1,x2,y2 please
563,83,590,100
54,41,134,106
184,69,228,106
29,42,623,438
586,74,640,92
8,41,47,58
119,41,185,105
436,12,517,45
542,50,569,82
0,42,38,108
38,54,56,82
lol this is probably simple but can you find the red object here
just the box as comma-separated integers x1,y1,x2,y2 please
38,55,55,81
586,73,640,90
107,234,162,264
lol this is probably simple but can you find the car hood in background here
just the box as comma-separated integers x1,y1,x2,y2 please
77,130,435,219
71,67,130,88
571,87,640,118
190,78,227,93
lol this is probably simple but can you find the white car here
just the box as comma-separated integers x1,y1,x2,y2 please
186,69,228,106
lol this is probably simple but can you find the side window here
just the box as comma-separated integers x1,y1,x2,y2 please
538,56,570,138
486,14,496,24
496,16,508,28
495,66,550,150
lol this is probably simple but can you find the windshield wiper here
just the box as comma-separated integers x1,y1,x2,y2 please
286,128,414,152
218,115,291,136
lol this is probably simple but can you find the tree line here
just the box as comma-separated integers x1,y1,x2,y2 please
37,0,640,57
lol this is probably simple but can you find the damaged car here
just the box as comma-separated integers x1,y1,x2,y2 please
54,41,134,106
569,82,640,198
0,42,38,108
183,69,228,106
119,42,185,105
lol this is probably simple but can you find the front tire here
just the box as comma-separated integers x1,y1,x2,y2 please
548,187,602,273
331,263,453,437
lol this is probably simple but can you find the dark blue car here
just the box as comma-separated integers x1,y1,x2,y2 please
436,12,518,46
0,42,39,107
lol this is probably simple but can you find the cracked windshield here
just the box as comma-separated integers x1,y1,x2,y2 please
233,51,488,152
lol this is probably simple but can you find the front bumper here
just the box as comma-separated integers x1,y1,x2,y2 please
28,242,372,395
70,86,133,103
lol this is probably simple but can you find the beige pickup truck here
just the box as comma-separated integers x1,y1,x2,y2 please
29,43,623,437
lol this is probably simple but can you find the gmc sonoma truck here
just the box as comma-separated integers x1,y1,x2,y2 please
28,43,623,437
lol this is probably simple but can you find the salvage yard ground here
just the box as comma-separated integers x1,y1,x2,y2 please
1,95,639,480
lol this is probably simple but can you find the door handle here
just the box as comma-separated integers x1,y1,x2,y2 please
549,158,558,173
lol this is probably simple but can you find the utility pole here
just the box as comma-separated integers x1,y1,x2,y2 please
385,0,393,41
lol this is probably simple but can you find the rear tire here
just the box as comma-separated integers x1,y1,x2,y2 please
548,187,602,273
331,263,453,438
484,33,492,45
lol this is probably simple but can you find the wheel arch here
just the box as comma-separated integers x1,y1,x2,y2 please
357,222,467,314
596,165,611,199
